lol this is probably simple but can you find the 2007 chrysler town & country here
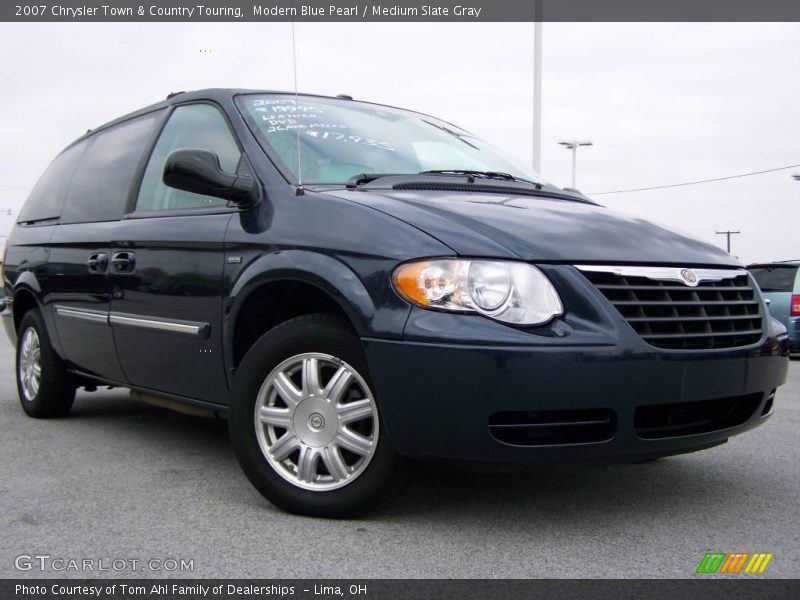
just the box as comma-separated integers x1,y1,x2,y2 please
2,90,790,517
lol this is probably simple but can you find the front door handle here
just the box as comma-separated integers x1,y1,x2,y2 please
86,253,108,273
111,251,136,273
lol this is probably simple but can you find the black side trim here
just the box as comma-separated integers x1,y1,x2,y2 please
65,368,229,415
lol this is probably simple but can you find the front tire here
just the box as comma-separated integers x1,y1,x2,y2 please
16,309,76,418
229,314,406,517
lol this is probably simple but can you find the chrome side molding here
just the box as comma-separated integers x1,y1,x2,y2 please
55,306,109,324
54,305,208,337
575,265,748,287
109,313,207,337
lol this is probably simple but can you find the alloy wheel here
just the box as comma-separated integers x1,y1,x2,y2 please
253,352,379,491
19,327,41,402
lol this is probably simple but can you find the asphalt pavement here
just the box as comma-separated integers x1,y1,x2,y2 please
1,338,798,579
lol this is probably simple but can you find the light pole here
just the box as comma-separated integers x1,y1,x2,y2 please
558,140,593,188
532,20,542,173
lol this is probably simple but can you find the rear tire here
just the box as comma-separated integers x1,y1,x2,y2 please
229,313,407,518
16,309,76,418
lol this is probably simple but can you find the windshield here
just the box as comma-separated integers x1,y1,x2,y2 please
236,94,549,186
749,265,798,292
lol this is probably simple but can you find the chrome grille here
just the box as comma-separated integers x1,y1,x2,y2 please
578,266,763,350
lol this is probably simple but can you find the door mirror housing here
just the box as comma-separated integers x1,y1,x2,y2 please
163,149,259,208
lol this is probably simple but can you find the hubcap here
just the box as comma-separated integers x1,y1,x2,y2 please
254,352,379,491
19,328,41,402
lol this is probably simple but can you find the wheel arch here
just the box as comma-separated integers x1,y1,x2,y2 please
12,285,41,333
224,250,378,382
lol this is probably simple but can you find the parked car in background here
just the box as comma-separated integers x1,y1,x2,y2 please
748,261,800,353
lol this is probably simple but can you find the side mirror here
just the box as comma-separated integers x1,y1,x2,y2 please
163,149,259,207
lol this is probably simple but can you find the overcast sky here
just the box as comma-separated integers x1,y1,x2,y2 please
0,22,797,263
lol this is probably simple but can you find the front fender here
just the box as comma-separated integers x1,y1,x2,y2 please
227,250,380,333
223,249,412,377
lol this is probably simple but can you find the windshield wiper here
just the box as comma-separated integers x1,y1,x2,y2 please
346,173,411,188
345,170,548,191
420,170,542,188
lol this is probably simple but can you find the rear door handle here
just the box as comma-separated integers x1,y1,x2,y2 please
111,251,136,273
86,253,108,273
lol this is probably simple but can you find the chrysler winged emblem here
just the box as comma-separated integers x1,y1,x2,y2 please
680,268,698,286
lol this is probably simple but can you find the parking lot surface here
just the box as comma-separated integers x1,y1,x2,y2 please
1,339,798,579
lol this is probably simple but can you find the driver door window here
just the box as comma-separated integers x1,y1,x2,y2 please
136,104,242,211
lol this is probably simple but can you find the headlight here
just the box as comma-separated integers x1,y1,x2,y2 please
392,259,563,326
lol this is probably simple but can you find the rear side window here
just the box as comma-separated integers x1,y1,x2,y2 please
749,266,798,292
17,141,88,224
61,111,163,224
135,103,242,212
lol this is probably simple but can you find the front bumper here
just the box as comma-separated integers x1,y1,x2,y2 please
365,335,787,462
364,265,789,462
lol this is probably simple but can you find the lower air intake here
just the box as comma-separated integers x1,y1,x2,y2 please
489,409,616,446
634,393,762,439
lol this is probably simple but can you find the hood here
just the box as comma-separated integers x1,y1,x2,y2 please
325,188,740,266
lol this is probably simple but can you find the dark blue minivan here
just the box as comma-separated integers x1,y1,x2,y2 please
1,90,790,516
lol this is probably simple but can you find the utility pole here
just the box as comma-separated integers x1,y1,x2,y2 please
715,230,740,254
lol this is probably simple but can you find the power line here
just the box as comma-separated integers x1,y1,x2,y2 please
589,163,800,195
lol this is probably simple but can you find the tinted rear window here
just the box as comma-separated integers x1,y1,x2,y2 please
749,266,798,292
61,110,163,224
17,141,88,224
